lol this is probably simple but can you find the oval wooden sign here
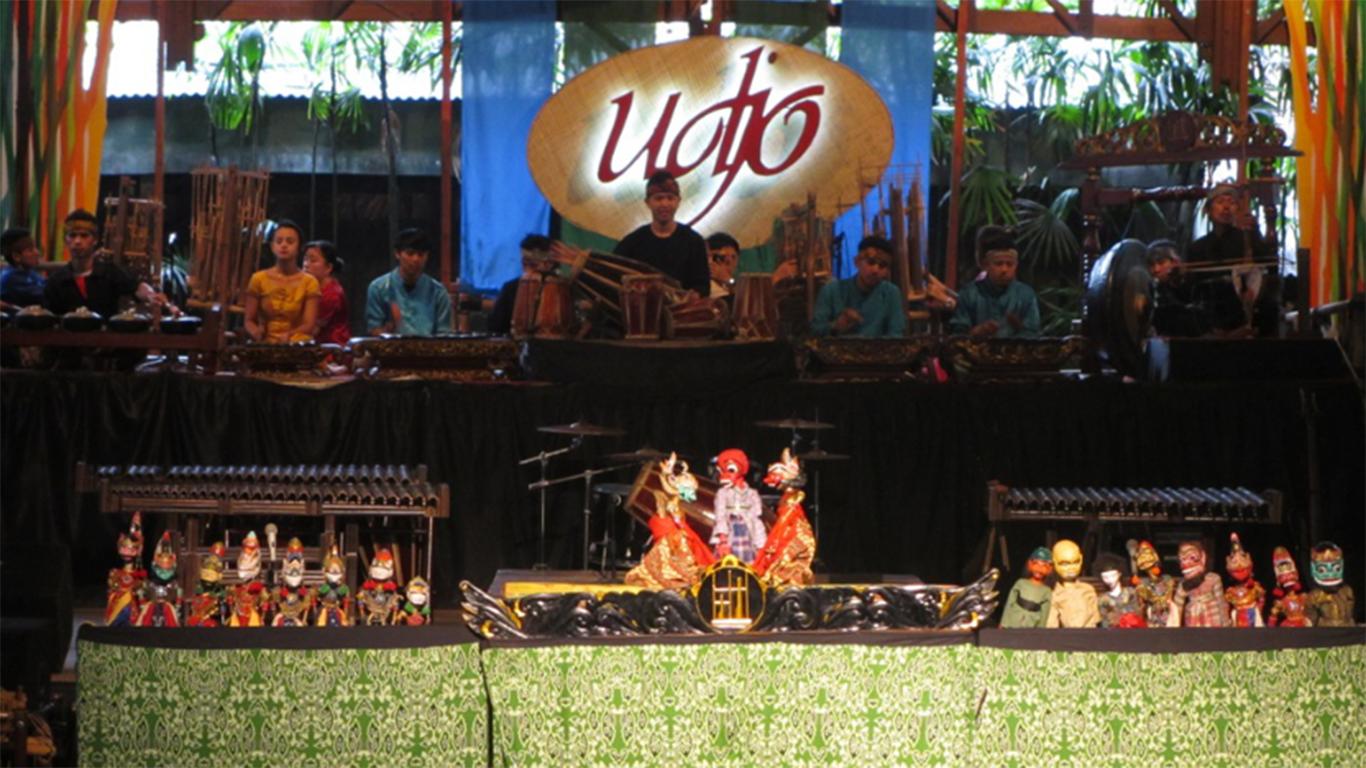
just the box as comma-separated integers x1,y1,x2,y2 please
528,36,894,248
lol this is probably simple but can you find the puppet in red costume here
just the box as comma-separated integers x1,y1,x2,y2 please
752,448,816,587
1267,546,1311,627
106,512,147,626
1223,532,1265,627
625,453,714,589
711,448,767,563
358,548,401,625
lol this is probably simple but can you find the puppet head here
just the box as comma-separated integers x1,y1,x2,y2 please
1224,533,1253,582
1052,539,1083,582
117,512,144,564
762,448,805,491
1178,540,1207,581
1133,540,1161,575
151,531,177,582
1094,552,1128,592
1271,546,1300,590
406,576,430,607
715,449,750,489
658,453,699,504
237,531,262,580
1025,546,1053,583
323,545,345,586
370,549,395,582
282,538,305,588
1310,541,1344,588
201,542,227,585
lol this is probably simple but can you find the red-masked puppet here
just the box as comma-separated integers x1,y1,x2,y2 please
1223,532,1265,627
752,448,816,587
105,512,146,626
1268,546,1311,627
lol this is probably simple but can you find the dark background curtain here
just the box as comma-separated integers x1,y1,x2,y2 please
2,371,1361,609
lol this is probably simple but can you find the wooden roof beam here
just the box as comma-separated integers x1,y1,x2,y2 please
1043,0,1078,36
1156,0,1197,43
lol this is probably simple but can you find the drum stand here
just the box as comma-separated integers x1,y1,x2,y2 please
529,463,634,570
520,439,579,569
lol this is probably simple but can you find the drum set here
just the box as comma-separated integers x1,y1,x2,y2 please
522,415,848,573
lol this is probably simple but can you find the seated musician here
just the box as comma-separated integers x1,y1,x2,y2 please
948,226,1040,338
614,170,710,296
487,234,554,335
1186,183,1279,336
44,209,174,318
1147,240,1210,337
707,231,799,301
811,235,906,337
244,220,320,343
365,228,453,336
1,227,45,310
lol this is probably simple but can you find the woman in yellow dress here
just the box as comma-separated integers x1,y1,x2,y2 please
243,220,320,342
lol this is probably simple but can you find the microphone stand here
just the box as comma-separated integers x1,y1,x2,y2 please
520,438,580,569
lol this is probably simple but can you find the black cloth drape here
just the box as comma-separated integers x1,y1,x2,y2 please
2,371,1361,608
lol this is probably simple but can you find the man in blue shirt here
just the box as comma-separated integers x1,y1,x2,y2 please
949,226,1040,338
811,236,906,337
1,227,46,309
365,228,453,336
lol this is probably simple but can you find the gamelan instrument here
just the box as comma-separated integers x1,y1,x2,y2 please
75,462,448,595
665,295,730,340
733,273,779,340
510,275,575,338
621,274,668,339
537,421,626,437
988,484,1282,524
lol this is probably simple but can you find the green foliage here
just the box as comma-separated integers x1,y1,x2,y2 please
204,22,274,133
1014,191,1079,272
957,165,1018,232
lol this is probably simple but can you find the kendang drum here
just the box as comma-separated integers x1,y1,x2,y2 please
627,461,720,542
665,295,730,340
510,276,575,338
622,274,667,339
733,273,779,340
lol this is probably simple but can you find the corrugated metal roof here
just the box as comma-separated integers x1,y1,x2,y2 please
92,21,458,101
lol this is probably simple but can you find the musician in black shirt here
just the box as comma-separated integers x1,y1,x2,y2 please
613,171,710,296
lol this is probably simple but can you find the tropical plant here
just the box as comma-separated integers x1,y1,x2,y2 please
203,22,275,165
302,22,367,241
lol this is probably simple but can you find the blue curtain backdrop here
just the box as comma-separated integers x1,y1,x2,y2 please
836,0,935,278
460,0,556,291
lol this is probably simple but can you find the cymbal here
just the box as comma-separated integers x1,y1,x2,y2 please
537,421,626,437
754,417,834,430
797,448,851,462
604,447,669,463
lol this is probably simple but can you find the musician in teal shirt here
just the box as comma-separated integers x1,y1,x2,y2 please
365,228,452,336
949,226,1041,338
811,236,907,337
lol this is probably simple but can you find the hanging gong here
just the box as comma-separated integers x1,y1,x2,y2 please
1085,239,1153,376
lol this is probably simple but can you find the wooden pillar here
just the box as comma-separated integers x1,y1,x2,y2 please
944,0,972,290
440,0,455,286
154,0,167,284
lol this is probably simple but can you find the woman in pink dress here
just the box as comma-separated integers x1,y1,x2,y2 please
303,240,350,345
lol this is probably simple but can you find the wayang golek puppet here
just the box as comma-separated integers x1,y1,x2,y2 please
228,531,268,627
1173,539,1230,627
272,538,313,627
1308,541,1355,627
105,512,146,626
402,576,432,626
710,448,767,563
1094,552,1144,628
752,447,816,587
1045,539,1100,628
134,531,183,627
624,452,715,589
315,545,352,626
1223,532,1265,627
186,542,228,627
998,546,1052,628
357,548,401,625
1267,546,1312,627
1129,539,1177,627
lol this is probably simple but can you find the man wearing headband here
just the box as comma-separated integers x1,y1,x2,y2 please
948,226,1040,338
810,235,906,337
43,209,173,318
613,171,710,296
487,233,555,335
